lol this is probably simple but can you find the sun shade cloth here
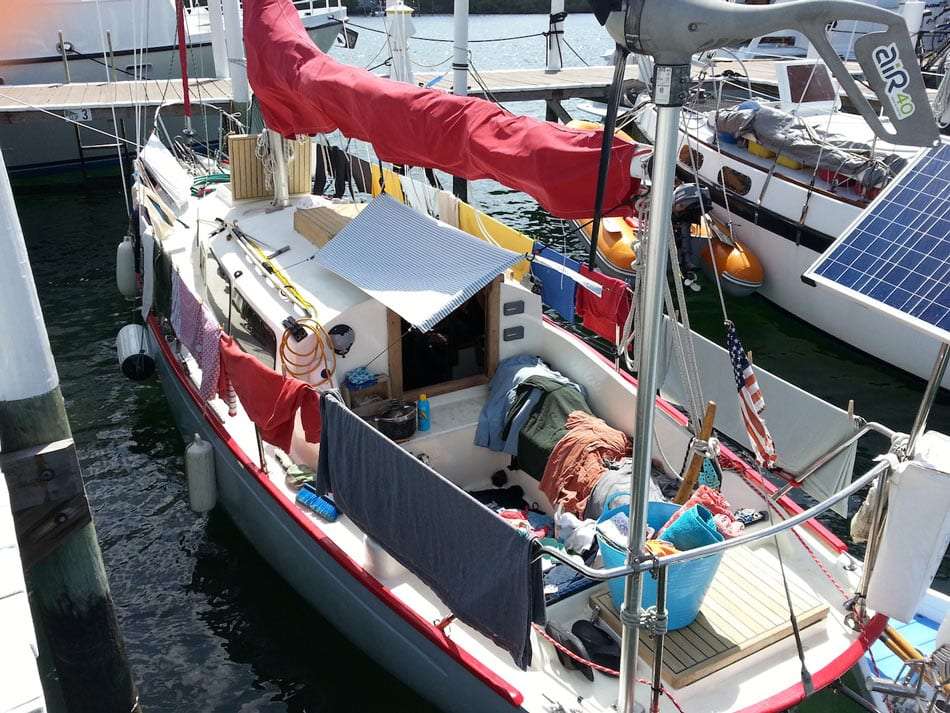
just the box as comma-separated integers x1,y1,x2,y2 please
243,0,643,219
318,195,523,332
316,392,545,668
657,317,858,516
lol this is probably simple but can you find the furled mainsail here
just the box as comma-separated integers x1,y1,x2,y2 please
243,0,646,219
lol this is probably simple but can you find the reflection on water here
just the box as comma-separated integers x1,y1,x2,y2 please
13,13,947,711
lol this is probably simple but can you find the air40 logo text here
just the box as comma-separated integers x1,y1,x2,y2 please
873,43,916,118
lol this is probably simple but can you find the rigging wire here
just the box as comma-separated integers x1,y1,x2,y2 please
93,0,131,218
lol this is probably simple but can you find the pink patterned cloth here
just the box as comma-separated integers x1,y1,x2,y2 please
196,307,222,400
658,485,742,539
170,271,222,401
170,271,204,356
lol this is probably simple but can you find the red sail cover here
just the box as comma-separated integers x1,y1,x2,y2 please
243,0,642,219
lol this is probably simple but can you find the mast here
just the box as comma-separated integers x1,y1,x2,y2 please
451,0,469,200
546,0,565,72
222,0,250,111
176,0,193,133
208,0,230,79
386,0,415,85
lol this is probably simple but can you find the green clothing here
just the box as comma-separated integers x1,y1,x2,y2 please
505,375,592,480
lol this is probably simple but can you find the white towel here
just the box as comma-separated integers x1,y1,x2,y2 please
436,189,460,228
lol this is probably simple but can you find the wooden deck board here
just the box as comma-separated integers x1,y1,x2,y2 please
591,545,829,688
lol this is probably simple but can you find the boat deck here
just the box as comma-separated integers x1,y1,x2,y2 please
591,545,829,688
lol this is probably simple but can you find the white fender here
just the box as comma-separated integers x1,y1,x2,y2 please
116,237,137,299
186,433,217,513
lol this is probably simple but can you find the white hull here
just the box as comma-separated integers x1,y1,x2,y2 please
635,105,950,388
0,20,342,173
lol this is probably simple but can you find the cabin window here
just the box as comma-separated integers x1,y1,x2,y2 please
202,248,277,368
388,278,500,399
679,145,703,170
201,248,232,331
230,289,277,369
720,166,752,196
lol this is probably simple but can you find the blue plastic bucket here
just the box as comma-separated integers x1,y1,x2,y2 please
597,501,724,630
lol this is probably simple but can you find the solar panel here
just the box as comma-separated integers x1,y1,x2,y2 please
804,141,950,343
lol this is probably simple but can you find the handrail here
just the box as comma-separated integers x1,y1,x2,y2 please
772,420,898,501
539,459,889,581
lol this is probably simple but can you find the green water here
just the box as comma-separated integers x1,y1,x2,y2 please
12,12,949,712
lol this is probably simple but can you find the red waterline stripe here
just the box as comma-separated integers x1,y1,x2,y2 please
545,317,846,554
148,317,525,708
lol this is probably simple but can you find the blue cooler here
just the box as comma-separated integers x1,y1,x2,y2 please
597,501,723,630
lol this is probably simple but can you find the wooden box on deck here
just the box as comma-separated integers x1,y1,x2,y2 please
293,203,366,248
227,134,313,200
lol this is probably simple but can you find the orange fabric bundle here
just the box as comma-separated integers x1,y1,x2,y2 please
540,410,630,516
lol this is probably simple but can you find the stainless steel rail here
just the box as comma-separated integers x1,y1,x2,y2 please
538,460,889,580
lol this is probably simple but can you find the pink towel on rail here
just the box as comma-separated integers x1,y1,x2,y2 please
196,307,221,400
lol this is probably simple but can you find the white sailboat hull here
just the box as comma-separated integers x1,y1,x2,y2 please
634,105,950,388
0,19,342,173
717,205,950,388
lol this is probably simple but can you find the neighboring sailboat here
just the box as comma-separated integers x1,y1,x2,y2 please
113,0,950,710
0,0,347,173
633,57,950,388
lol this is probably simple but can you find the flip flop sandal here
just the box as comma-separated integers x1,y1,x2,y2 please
572,620,620,676
544,622,594,681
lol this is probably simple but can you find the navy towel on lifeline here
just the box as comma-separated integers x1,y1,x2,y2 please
530,243,580,322
316,392,545,668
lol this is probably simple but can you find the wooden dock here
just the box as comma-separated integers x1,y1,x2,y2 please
0,78,233,124
0,66,643,125
0,468,45,713
415,65,643,103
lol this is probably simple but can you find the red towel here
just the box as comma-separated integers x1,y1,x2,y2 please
217,335,321,451
575,265,632,343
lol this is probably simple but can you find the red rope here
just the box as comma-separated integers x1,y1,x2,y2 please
176,0,192,118
532,624,687,712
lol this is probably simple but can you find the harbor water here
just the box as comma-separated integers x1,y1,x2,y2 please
12,12,949,712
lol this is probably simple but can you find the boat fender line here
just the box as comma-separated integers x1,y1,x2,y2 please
186,433,217,513
116,323,155,381
116,236,137,299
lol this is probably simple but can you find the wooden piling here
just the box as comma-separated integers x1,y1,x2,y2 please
0,145,140,713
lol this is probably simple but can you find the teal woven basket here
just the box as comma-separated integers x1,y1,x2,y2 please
597,501,723,630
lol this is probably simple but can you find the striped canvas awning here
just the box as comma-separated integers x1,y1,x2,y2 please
317,195,524,332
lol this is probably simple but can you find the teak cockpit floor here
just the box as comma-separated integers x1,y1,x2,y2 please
591,545,829,688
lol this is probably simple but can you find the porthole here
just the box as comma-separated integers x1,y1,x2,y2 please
679,145,703,170
719,166,752,196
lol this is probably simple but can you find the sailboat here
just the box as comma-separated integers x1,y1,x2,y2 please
113,0,950,710
632,55,950,388
0,0,347,173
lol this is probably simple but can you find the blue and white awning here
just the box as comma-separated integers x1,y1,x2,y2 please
318,195,524,332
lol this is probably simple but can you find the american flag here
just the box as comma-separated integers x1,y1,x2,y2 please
726,321,777,468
